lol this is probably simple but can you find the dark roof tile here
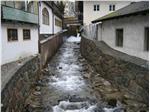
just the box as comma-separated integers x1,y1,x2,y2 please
92,1,149,23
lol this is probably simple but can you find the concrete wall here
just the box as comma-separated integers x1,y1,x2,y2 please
54,15,62,34
83,1,130,25
40,31,67,67
1,56,40,112
1,23,39,65
39,2,53,34
80,36,149,106
97,14,149,60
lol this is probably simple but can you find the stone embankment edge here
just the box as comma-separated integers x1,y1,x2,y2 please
80,36,149,105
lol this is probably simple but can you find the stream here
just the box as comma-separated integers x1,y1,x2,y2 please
25,36,126,112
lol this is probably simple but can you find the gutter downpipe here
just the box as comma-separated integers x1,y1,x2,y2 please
38,1,41,54
101,22,103,41
53,13,54,34
52,3,54,34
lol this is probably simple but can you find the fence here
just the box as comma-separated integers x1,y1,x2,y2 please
81,24,97,40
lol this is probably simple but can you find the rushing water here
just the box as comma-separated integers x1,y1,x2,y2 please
47,36,124,112
25,36,126,112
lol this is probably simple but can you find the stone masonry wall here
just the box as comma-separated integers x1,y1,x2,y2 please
1,56,40,112
80,36,149,105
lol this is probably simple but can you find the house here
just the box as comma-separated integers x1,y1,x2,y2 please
1,1,65,65
83,1,131,25
92,1,149,61
1,1,39,65
39,1,64,39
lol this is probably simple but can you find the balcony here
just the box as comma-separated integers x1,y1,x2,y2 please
1,5,38,24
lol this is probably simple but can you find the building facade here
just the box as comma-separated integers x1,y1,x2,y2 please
1,1,39,65
92,2,149,61
1,1,64,65
39,2,53,34
83,1,131,25
39,1,63,36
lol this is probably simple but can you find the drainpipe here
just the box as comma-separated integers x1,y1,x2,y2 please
101,23,103,41
38,1,40,53
52,3,54,34
96,24,98,40
53,13,54,34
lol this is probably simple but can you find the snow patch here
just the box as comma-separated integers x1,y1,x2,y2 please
67,35,81,42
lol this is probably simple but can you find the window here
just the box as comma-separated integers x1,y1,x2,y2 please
116,29,123,47
27,1,34,12
55,18,62,27
144,27,149,51
7,29,18,41
109,5,115,11
27,2,38,14
94,5,100,11
109,5,112,11
94,5,97,11
42,8,49,25
14,1,25,10
1,1,6,5
5,1,15,8
23,29,30,40
97,5,99,11
113,5,115,11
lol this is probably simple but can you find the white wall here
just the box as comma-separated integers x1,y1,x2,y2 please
1,23,39,65
54,15,62,34
39,2,53,34
97,14,149,60
83,1,131,25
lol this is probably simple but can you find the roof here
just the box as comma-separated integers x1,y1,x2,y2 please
92,1,149,23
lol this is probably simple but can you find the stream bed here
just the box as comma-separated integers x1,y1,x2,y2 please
25,36,146,112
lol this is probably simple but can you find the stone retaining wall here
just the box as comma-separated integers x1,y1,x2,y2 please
80,36,149,105
1,56,40,112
